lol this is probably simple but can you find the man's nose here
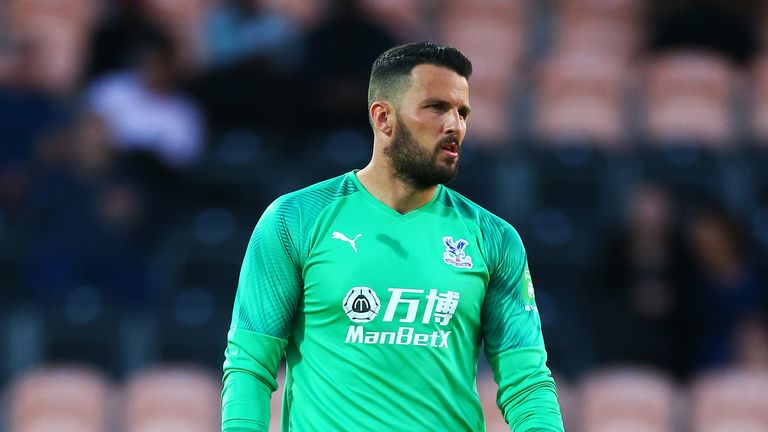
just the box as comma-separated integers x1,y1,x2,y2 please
444,109,465,136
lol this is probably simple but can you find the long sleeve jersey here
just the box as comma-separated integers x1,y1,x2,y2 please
222,170,564,431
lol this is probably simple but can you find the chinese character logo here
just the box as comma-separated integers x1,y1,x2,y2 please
382,288,460,326
424,289,460,325
442,236,473,269
342,287,381,322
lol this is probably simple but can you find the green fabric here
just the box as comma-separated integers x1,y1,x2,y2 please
223,171,563,431
222,329,287,432
488,347,564,431
230,175,358,339
475,207,543,356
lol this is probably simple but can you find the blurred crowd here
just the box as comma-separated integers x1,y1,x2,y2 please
0,0,767,387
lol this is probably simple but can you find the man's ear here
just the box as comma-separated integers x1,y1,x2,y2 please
370,101,394,136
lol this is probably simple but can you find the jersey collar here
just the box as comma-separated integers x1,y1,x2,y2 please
348,170,443,221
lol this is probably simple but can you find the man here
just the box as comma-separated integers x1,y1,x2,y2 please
222,42,564,431
85,32,204,169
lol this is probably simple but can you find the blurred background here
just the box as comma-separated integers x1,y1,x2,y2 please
1,0,768,430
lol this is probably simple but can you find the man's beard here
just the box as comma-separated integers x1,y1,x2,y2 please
384,117,459,190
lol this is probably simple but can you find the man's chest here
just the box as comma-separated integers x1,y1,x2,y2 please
300,213,489,338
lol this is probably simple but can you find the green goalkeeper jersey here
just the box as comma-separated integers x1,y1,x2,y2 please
222,171,564,431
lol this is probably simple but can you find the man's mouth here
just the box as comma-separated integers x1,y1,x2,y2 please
440,140,459,158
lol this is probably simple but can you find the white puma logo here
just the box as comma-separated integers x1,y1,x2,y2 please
332,231,362,253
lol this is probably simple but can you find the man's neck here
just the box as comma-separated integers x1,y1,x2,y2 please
356,162,438,214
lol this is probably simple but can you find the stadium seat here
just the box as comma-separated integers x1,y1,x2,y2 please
140,0,207,24
552,372,578,431
535,53,629,147
438,12,524,86
554,0,642,57
427,0,529,147
553,19,639,60
18,18,86,94
477,368,507,432
8,365,112,432
580,367,680,432
5,0,93,94
121,365,221,432
360,0,425,40
443,0,526,19
477,368,573,431
260,0,326,29
269,365,287,431
7,0,96,92
463,87,514,147
558,0,643,26
436,3,525,145
642,51,738,147
690,369,768,432
8,0,96,32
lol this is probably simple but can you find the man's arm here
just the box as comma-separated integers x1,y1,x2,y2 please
482,223,564,431
222,199,302,432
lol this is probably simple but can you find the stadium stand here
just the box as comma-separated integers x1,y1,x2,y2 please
580,367,681,432
268,366,286,432
643,51,738,147
7,0,96,93
7,365,111,432
121,365,221,432
477,368,576,432
9,365,768,431
555,0,643,60
534,52,629,147
690,368,768,432
477,369,507,432
436,0,526,145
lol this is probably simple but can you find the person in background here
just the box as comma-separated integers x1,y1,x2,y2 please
592,182,696,379
298,0,397,136
687,205,766,371
205,0,303,71
84,31,205,169
22,114,152,310
0,39,69,222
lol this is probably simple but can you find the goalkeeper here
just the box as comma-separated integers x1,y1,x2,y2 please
222,41,564,431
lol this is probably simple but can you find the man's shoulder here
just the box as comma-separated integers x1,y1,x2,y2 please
440,187,526,264
439,186,513,233
267,172,358,217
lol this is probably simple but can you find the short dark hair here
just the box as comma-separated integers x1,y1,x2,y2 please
367,42,472,109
